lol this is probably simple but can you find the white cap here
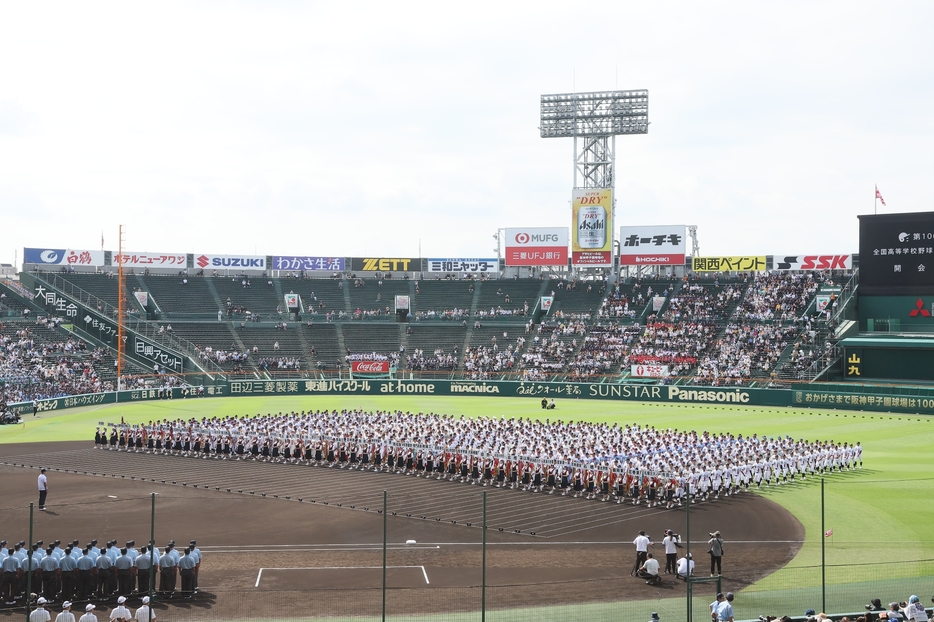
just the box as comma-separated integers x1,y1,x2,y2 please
86,604,96,611
117,596,126,604
63,602,72,608
141,597,150,604
37,597,48,605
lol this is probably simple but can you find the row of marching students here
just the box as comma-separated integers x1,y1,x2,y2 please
94,427,681,507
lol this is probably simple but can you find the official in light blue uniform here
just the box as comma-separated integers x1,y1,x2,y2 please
158,549,177,596
94,549,114,597
76,550,95,601
125,542,139,563
188,540,202,592
59,547,78,602
716,593,735,622
2,549,21,605
105,542,119,564
135,546,155,595
114,549,134,596
177,548,197,595
38,549,59,601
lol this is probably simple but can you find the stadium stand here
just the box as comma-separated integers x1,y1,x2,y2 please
0,269,844,393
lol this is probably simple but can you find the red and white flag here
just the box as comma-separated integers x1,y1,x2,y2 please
875,186,886,207
824,529,833,538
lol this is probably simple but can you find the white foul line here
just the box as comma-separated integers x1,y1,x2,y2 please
255,566,429,588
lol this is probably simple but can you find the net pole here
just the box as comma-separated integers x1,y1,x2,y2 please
25,503,33,622
821,477,826,614
150,492,156,611
482,490,487,622
685,483,691,622
382,489,387,622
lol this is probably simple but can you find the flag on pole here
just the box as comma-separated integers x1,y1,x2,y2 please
824,529,833,537
875,186,886,207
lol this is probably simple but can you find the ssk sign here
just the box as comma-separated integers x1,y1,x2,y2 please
195,254,267,270
504,227,569,266
774,255,852,270
351,361,390,373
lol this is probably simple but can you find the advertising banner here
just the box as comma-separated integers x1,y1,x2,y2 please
350,257,420,272
133,291,149,308
272,256,345,271
284,294,299,309
504,227,569,266
858,211,934,295
195,254,266,270
619,226,686,265
351,361,391,373
395,295,410,311
28,279,185,373
774,255,853,271
540,296,554,312
115,252,187,269
24,248,105,267
571,188,613,266
815,295,832,312
631,364,669,378
426,258,498,273
692,256,766,272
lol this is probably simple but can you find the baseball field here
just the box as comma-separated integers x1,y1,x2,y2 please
1,395,932,622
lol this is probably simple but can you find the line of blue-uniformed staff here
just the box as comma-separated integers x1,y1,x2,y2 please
1,538,201,607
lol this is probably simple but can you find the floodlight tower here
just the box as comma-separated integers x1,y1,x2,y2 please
540,90,648,270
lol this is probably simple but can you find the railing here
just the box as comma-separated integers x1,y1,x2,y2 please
830,269,858,326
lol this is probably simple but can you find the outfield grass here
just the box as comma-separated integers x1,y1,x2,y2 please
3,396,933,618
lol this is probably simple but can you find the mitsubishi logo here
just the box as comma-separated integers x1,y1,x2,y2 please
909,298,931,317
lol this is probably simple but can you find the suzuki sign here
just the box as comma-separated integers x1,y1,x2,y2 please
195,254,267,270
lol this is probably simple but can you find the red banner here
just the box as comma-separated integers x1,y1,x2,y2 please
351,361,390,373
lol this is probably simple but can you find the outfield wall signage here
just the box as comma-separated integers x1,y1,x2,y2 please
24,248,106,267
195,253,266,270
619,226,686,266
11,379,934,417
226,378,789,406
572,189,613,266
774,255,853,271
692,256,766,272
350,257,420,272
858,211,934,295
115,252,188,269
7,385,228,415
427,258,498,273
504,227,569,266
272,256,345,271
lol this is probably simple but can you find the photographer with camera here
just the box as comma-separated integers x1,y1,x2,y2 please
662,529,682,574
708,530,724,576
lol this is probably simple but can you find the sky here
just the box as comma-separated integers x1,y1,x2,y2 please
2,1,933,266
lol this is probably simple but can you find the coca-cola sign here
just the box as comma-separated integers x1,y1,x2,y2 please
352,361,390,373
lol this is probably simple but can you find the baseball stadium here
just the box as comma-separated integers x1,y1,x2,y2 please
3,9,934,621
2,191,934,622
